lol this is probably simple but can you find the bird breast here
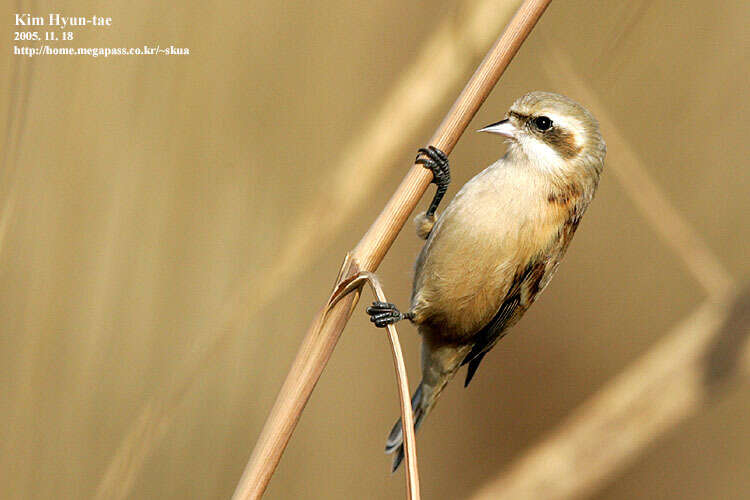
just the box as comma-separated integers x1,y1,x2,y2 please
411,159,575,340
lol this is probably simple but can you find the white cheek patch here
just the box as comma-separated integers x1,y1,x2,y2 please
518,135,566,171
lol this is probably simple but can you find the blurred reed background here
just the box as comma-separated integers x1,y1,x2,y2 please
1,0,748,499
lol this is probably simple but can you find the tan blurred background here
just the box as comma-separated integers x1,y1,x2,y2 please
2,0,749,498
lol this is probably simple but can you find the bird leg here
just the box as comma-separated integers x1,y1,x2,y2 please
366,301,415,328
416,146,450,218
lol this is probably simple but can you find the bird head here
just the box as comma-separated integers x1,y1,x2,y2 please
479,91,606,177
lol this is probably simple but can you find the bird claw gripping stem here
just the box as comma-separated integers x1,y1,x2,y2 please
366,301,414,328
416,146,450,218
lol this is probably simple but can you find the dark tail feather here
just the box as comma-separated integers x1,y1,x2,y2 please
385,383,425,472
464,351,487,387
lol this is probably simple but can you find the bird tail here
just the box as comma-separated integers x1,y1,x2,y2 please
384,371,457,471
384,382,426,472
385,337,470,471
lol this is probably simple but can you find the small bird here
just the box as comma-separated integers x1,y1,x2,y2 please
367,91,606,471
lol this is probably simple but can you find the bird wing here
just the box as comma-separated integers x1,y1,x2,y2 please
461,259,544,386
461,210,583,387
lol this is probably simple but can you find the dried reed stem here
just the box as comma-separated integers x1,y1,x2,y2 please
232,1,552,498
96,4,527,496
471,287,750,500
468,49,744,500
543,48,733,298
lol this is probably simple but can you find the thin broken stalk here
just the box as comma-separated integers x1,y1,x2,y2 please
327,269,420,499
232,1,553,498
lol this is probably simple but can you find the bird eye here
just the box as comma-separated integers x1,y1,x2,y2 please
533,116,553,131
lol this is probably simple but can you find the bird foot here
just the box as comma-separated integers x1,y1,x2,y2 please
416,146,450,218
366,301,414,328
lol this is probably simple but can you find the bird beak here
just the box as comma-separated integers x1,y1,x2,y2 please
477,119,517,139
